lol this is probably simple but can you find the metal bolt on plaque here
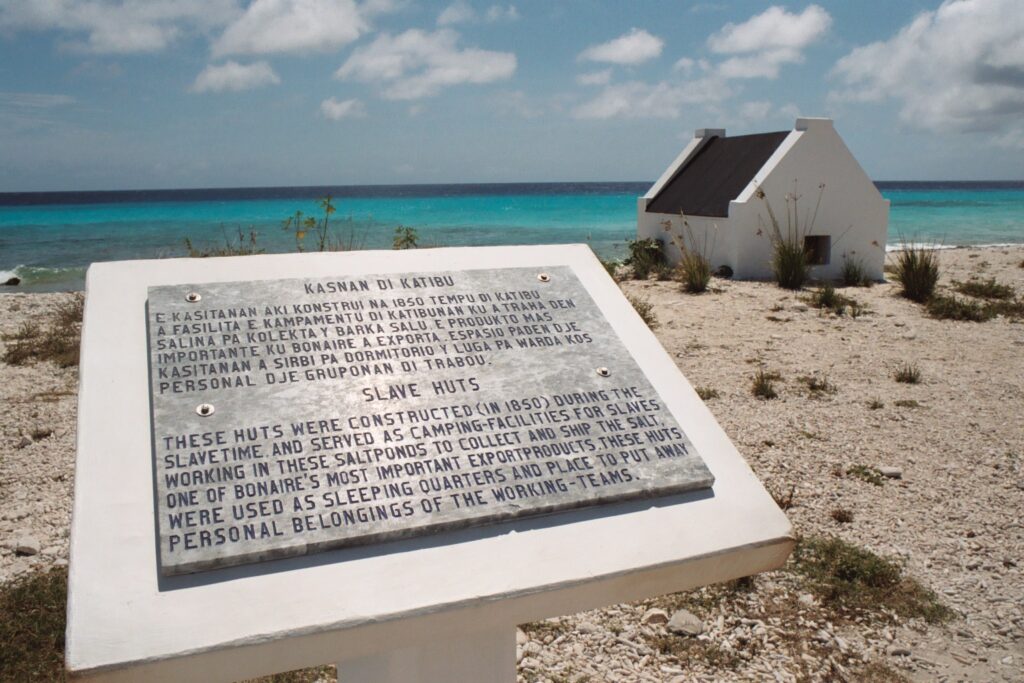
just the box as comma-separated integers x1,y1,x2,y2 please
595,367,610,377
195,403,215,417
185,292,202,303
537,273,550,282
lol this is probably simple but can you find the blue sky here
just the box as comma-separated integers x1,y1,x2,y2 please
1,0,1022,191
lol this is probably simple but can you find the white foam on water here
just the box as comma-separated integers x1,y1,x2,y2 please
0,266,21,281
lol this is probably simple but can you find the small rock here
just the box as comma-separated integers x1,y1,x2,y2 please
798,593,817,608
1001,656,1014,665
792,303,808,312
54,559,68,567
516,628,527,646
17,435,33,449
879,466,902,479
641,608,669,626
667,609,704,636
3,277,20,286
519,656,540,670
888,645,911,657
522,641,542,657
15,535,40,556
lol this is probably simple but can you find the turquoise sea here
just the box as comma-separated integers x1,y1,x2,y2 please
1,181,1022,292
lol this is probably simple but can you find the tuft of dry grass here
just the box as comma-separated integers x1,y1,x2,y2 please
3,294,83,368
892,244,940,303
954,278,1014,300
893,362,921,384
627,295,658,329
695,386,719,401
751,368,781,400
790,536,953,624
0,567,68,682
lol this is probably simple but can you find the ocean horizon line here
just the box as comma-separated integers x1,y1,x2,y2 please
3,179,1024,206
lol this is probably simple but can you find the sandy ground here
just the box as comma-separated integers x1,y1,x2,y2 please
1,246,1022,682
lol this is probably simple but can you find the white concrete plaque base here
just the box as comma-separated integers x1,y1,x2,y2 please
341,627,514,683
66,245,793,682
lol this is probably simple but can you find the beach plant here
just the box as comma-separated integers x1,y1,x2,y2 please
3,294,82,368
0,566,67,681
695,386,719,401
926,295,994,322
751,368,780,399
831,508,853,524
184,226,263,257
392,225,419,249
282,195,345,252
893,362,921,384
954,278,1014,300
799,373,837,397
840,254,870,287
623,237,666,280
807,284,865,317
769,483,796,510
790,536,952,623
661,214,715,293
846,464,885,486
627,294,658,329
892,243,939,303
894,399,921,408
754,183,826,290
868,399,884,410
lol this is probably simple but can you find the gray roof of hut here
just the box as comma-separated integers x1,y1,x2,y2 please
646,131,789,218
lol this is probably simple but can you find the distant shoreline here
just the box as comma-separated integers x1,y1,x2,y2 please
3,179,1024,206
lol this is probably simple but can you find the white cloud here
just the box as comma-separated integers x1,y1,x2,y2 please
576,69,611,86
831,0,1024,144
438,1,517,26
0,0,239,53
484,4,517,22
320,97,366,120
213,0,366,57
578,28,663,65
490,89,540,118
707,5,830,80
438,0,474,25
708,5,830,54
335,28,516,99
572,78,728,120
0,92,75,108
191,61,280,93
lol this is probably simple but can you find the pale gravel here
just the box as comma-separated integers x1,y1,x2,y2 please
1,246,1022,682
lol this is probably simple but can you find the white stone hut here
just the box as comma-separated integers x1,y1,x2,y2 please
637,117,889,281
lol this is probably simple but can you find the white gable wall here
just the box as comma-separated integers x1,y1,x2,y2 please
638,118,889,282
733,118,888,281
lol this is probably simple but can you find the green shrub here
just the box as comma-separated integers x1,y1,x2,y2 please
926,295,994,322
627,295,658,329
846,464,884,486
892,245,939,303
678,251,712,293
754,184,826,290
841,256,870,287
0,567,67,681
392,225,419,249
954,278,1014,300
624,238,665,280
695,386,719,401
791,536,952,623
771,238,810,290
893,362,921,384
662,215,715,293
751,368,780,399
799,373,837,396
184,226,263,257
3,295,83,368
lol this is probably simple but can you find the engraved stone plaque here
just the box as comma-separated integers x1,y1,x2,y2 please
148,266,714,575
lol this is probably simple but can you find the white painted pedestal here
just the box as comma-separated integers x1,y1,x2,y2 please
66,245,793,682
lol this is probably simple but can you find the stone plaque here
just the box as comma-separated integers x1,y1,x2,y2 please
148,266,713,575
